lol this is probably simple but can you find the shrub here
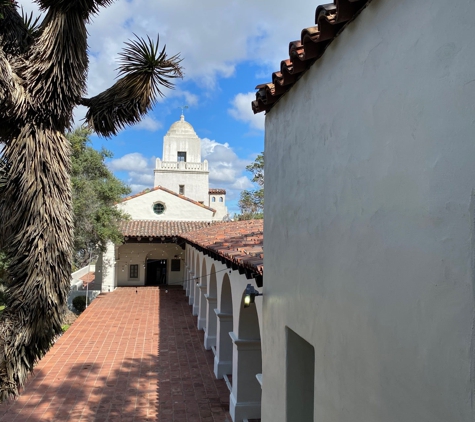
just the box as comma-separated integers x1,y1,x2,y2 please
72,295,87,313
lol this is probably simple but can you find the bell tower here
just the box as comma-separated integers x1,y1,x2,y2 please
154,113,209,203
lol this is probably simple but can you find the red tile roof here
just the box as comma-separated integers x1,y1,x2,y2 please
80,271,95,286
120,186,216,212
209,189,226,195
252,0,373,114
119,220,222,237
181,220,264,276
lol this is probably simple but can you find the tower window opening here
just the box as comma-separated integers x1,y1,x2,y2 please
179,185,185,195
177,151,187,162
212,197,216,202
219,197,223,202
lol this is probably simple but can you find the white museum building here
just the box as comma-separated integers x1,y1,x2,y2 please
97,113,229,292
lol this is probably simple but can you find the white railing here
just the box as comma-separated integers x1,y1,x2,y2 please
155,160,208,171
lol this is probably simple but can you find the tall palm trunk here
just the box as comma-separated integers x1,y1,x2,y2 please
0,127,73,400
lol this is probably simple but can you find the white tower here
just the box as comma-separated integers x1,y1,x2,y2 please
154,113,209,203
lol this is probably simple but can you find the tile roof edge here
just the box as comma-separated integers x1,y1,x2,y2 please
119,186,216,212
252,0,374,114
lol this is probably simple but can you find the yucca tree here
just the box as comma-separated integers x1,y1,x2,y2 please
0,0,182,400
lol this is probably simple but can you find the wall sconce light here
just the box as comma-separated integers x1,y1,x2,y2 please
195,278,199,286
243,284,262,308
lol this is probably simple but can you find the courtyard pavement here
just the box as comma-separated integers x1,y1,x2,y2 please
0,287,231,421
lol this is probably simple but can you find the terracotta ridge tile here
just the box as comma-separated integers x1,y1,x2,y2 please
252,0,373,114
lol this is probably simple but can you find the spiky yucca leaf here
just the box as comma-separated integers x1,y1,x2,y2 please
0,1,31,55
20,7,41,36
82,35,183,137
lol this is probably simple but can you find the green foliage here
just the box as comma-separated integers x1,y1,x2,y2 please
237,153,264,220
72,295,87,313
69,128,131,268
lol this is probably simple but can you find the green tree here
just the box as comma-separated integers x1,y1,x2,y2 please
69,128,130,270
0,0,182,399
237,153,264,220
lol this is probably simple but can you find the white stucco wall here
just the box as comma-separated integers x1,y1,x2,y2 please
208,194,228,220
263,1,475,421
116,243,185,286
117,189,215,221
154,169,209,203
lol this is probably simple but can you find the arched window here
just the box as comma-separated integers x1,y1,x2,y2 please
219,197,223,202
212,197,216,202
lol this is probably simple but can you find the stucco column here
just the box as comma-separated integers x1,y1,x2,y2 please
183,265,189,290
101,241,117,293
214,310,233,379
204,295,217,350
185,269,193,297
197,284,207,330
192,281,200,316
188,272,195,305
229,332,262,421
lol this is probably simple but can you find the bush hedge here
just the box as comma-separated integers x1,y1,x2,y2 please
72,295,87,313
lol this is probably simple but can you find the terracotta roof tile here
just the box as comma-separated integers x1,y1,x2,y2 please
181,220,264,275
80,271,95,286
120,186,216,212
252,0,373,114
119,220,222,237
208,189,226,195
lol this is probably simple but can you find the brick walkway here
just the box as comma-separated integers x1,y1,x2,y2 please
0,287,231,421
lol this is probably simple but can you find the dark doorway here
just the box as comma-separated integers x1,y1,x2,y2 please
146,259,167,285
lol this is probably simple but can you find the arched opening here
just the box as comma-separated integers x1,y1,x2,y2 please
197,258,208,330
219,197,223,202
204,264,218,350
192,253,201,315
212,196,216,202
229,290,262,421
214,273,233,380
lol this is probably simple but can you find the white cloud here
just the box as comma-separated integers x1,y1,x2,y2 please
133,116,162,132
108,153,156,193
108,153,151,172
229,92,265,131
201,138,254,200
16,0,319,94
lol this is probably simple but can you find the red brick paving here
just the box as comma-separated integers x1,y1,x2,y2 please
0,286,231,421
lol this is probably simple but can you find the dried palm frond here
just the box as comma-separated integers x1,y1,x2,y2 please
21,8,89,130
34,0,115,20
82,35,183,137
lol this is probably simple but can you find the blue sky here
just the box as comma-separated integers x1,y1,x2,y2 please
17,0,319,214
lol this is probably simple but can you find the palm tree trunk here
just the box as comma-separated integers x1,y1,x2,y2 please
0,125,73,400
